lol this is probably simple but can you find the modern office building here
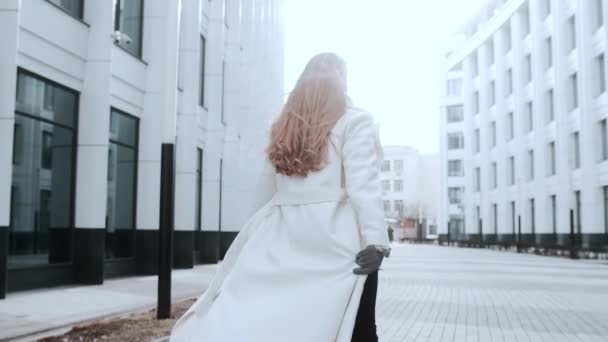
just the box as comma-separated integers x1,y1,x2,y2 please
0,0,284,298
381,146,439,240
438,0,608,251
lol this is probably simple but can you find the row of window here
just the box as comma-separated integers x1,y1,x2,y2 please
381,180,403,192
468,188,603,235
381,159,404,173
383,200,404,213
9,69,208,268
46,0,211,110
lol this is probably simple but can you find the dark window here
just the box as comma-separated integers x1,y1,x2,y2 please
546,89,554,123
106,108,138,259
47,0,84,19
530,198,535,234
13,123,22,165
199,35,207,107
551,194,557,234
569,73,578,111
567,16,576,52
447,105,464,122
195,148,203,252
221,61,226,124
545,37,552,69
596,54,606,96
493,204,498,234
10,70,78,268
604,186,608,233
41,131,53,170
511,201,516,234
114,0,144,58
575,191,581,234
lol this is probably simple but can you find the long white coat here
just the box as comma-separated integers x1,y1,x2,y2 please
170,107,389,342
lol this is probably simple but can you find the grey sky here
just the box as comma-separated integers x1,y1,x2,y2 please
284,0,487,154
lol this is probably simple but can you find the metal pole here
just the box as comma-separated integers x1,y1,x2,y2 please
157,143,175,319
517,215,522,253
569,209,578,260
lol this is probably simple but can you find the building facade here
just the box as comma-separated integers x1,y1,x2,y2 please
0,0,284,298
381,146,439,240
438,0,608,250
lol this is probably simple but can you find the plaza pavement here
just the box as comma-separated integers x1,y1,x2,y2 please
2,244,608,341
378,244,608,342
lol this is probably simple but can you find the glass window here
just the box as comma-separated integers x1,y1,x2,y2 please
394,200,403,214
492,204,498,234
381,160,391,172
596,54,606,96
507,112,514,141
473,91,480,114
503,23,512,53
527,101,534,132
475,167,481,192
114,0,144,57
539,0,550,19
528,149,534,181
566,16,576,52
525,55,532,84
199,35,206,107
447,132,464,150
573,131,580,169
394,180,403,192
548,141,556,175
489,81,495,106
383,200,391,212
546,89,554,123
446,105,464,123
511,201,516,234
448,160,463,177
47,0,84,19
9,70,78,268
506,69,513,96
551,194,557,234
595,0,604,30
600,119,608,161
106,108,138,259
195,148,203,252
569,73,578,111
604,186,608,233
474,128,480,153
382,180,390,192
545,37,552,70
509,156,515,185
521,6,530,38
491,162,497,189
446,79,462,96
530,198,535,234
471,53,478,77
394,160,404,173
490,121,496,148
448,187,463,204
15,72,77,127
487,40,494,65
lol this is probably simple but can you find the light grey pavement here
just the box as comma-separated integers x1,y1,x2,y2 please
378,244,608,342
2,245,608,341
0,265,217,341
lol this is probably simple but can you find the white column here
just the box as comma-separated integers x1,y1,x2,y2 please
74,0,114,230
138,0,181,231
174,0,201,232
0,0,20,228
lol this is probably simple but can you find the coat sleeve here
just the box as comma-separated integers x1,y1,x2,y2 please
342,112,390,248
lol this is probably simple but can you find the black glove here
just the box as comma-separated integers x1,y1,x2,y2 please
353,245,385,275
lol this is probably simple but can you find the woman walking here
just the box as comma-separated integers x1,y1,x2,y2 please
171,52,390,342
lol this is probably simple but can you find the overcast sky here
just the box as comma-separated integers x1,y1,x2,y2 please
283,0,487,154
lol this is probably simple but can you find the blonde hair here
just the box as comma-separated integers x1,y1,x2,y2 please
267,53,347,177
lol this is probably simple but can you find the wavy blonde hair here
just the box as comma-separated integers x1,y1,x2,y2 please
267,53,347,177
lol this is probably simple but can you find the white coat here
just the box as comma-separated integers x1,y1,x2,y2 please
170,107,390,342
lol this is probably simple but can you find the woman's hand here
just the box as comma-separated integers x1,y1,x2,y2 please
353,245,386,275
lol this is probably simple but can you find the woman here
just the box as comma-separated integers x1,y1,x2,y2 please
170,53,390,342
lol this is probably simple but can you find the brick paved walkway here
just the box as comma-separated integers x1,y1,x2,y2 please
377,244,608,342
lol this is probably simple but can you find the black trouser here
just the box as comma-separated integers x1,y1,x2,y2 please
351,271,378,342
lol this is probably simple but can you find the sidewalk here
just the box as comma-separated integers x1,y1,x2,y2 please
0,265,217,341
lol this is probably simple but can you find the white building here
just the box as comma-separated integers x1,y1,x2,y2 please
438,0,608,251
381,146,439,240
0,0,283,298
